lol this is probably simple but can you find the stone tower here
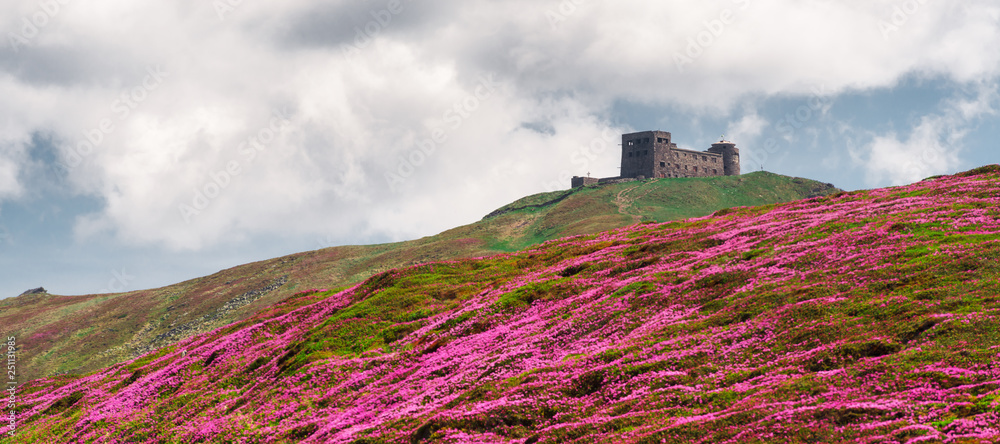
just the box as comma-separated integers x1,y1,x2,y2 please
706,140,741,176
621,130,675,179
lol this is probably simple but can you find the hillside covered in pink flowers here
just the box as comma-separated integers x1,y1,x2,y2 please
11,166,1000,443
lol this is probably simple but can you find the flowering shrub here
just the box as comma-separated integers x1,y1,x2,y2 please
10,166,1000,443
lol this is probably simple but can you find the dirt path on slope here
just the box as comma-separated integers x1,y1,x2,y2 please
615,183,654,223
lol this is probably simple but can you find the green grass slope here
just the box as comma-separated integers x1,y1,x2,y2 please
0,172,838,384
478,172,837,251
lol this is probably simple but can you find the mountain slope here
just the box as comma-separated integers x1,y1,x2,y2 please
1,172,838,384
10,166,1000,443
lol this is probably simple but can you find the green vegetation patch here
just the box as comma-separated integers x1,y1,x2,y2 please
495,279,580,310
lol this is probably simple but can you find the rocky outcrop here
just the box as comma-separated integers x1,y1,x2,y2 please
108,276,290,361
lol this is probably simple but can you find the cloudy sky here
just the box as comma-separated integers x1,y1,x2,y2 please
0,0,998,297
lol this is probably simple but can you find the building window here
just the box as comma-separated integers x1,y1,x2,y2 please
694,166,699,172
644,150,649,156
702,156,707,161
660,162,666,167
629,152,633,157
713,169,718,174
713,158,717,163
685,165,689,170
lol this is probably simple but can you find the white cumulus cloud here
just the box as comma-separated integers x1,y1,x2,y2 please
855,83,998,185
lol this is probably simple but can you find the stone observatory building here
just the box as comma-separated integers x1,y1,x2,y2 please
572,130,741,188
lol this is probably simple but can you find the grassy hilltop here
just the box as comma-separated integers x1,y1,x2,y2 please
9,166,1000,443
0,172,838,385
